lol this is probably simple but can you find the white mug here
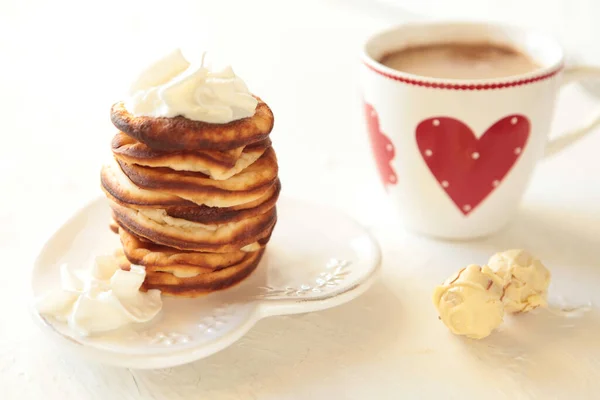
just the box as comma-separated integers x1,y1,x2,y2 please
361,21,600,240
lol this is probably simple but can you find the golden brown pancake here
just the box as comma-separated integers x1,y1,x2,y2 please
101,159,191,208
101,157,277,209
110,200,277,252
162,179,280,225
145,249,263,288
112,132,272,180
119,226,249,275
117,147,278,207
116,246,264,297
142,249,263,297
110,98,274,151
103,159,280,224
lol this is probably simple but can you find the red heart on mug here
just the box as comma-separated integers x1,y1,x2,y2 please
364,102,397,188
416,115,530,215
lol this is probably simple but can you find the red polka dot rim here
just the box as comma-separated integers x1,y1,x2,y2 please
363,61,563,91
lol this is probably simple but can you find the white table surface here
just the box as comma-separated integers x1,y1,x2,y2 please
2,0,600,398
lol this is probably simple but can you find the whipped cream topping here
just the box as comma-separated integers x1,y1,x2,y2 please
125,49,258,124
36,255,162,336
433,264,506,339
488,249,551,313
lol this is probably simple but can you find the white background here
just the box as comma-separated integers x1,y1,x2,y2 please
1,0,600,398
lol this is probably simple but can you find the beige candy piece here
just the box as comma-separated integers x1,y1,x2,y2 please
488,249,551,313
433,264,506,339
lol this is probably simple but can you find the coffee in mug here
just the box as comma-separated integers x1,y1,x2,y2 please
379,43,540,79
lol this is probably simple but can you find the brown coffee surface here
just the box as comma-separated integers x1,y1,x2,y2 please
379,43,539,79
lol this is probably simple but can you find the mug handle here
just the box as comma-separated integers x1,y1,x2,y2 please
545,66,600,158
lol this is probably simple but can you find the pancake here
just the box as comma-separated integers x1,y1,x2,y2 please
119,226,249,276
110,98,274,151
116,246,264,297
101,156,277,209
163,179,280,225
103,159,281,224
144,248,263,289
101,158,191,208
117,147,278,207
142,249,263,297
110,200,277,252
112,132,272,180
114,241,264,297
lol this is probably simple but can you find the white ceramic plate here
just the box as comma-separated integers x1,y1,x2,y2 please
30,197,381,369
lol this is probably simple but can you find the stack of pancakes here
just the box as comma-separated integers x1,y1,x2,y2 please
100,99,279,297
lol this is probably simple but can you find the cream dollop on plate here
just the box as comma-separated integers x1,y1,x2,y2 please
36,255,162,336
